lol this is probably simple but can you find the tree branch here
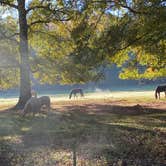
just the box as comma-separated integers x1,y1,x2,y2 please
26,4,50,14
26,4,70,16
28,19,51,27
119,4,148,15
117,33,150,52
0,31,19,44
0,0,18,9
8,32,19,38
28,14,72,27
26,3,72,23
92,0,149,15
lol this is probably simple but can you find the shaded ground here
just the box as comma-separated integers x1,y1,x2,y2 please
0,98,166,166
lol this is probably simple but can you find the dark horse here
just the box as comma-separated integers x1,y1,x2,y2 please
69,88,84,99
155,85,166,99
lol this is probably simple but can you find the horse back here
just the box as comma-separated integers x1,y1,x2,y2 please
156,85,166,92
38,96,50,107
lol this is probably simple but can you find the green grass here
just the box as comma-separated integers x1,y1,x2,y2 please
0,100,165,166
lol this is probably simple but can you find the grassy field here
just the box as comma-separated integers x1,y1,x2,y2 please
0,96,166,166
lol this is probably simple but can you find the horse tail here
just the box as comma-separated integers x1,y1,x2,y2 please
155,89,158,99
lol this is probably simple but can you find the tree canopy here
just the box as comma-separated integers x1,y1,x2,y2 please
0,0,165,91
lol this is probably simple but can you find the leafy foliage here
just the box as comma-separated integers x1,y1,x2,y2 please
0,16,19,89
0,0,165,89
101,0,166,79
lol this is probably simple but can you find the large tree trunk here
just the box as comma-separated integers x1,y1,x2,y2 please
14,0,31,109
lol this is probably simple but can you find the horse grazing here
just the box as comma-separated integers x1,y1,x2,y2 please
69,88,84,99
22,93,51,117
155,85,166,99
38,96,51,111
22,97,41,117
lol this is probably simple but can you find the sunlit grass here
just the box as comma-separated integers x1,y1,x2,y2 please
0,95,165,165
0,88,164,104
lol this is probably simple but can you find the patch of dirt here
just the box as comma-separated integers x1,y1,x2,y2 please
51,99,166,115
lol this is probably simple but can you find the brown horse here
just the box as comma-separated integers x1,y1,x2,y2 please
69,88,84,99
155,85,166,99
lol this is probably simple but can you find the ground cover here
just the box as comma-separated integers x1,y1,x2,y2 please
0,97,165,165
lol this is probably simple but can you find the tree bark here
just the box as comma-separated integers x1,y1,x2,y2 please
14,0,31,109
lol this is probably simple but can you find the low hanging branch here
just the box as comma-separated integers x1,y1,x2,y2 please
28,19,51,27
0,31,19,39
26,2,73,23
91,0,150,15
0,0,18,9
26,4,51,14
0,30,19,43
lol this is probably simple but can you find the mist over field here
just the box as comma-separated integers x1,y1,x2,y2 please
0,1,165,165
1,65,165,99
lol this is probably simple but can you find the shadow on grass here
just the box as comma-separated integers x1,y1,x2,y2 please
63,103,166,114
0,103,166,165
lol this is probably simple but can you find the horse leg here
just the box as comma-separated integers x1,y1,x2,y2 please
155,90,157,99
80,90,84,97
72,92,74,99
158,92,160,99
74,93,77,99
165,91,166,98
69,92,72,99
